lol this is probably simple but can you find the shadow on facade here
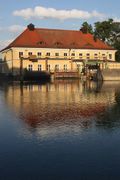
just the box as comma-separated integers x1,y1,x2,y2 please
0,61,51,82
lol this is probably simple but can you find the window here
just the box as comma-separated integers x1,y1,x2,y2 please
38,52,42,57
64,53,67,57
55,53,59,57
94,54,98,56
46,52,50,56
109,54,112,59
94,54,98,59
64,65,67,71
28,52,32,56
28,65,33,71
55,65,59,71
47,64,50,71
38,65,42,71
79,53,83,59
86,53,90,59
71,53,75,57
102,54,106,60
19,52,23,58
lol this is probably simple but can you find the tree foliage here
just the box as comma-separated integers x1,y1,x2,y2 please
80,22,93,34
80,19,120,61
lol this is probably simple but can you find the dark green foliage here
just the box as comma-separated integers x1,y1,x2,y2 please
94,19,114,44
80,22,93,34
80,19,120,61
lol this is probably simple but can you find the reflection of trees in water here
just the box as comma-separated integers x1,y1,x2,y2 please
82,80,103,93
96,91,120,129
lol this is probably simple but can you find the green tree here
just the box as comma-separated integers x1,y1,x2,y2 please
94,19,114,44
80,19,120,61
80,22,93,34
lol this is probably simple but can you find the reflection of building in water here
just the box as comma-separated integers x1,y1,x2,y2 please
4,80,116,130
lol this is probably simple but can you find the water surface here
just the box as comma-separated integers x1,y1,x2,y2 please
0,80,120,179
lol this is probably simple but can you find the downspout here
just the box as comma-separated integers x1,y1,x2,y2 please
10,48,13,75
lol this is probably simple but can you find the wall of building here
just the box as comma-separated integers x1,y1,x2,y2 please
1,47,116,75
107,62,120,69
12,47,116,61
1,49,13,74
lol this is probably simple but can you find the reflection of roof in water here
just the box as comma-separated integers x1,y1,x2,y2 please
4,81,117,129
20,104,106,128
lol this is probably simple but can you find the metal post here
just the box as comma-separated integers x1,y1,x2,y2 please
20,57,23,83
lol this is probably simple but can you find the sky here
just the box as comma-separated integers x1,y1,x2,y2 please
0,0,120,50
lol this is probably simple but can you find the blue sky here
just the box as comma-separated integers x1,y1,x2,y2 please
0,0,120,50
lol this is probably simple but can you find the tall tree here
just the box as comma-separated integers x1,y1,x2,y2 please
80,19,120,61
94,20,120,61
80,22,93,34
94,19,114,44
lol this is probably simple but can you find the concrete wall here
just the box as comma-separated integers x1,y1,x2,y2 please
107,62,120,69
101,69,120,81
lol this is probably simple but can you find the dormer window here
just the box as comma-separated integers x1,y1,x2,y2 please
70,42,77,46
54,42,62,46
37,41,46,45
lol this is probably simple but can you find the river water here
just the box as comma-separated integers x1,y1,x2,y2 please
0,80,120,179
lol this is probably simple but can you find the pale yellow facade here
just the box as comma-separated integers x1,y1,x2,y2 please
1,47,116,75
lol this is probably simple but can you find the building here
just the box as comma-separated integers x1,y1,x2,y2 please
0,24,117,76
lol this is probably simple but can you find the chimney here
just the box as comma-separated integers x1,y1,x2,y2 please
27,23,35,31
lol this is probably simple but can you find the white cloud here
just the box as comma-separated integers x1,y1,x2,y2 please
8,25,25,33
0,25,25,50
0,25,25,33
0,39,13,51
13,6,105,20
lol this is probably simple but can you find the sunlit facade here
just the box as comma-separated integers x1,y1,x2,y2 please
0,24,116,75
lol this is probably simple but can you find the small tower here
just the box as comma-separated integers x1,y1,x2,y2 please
27,23,35,31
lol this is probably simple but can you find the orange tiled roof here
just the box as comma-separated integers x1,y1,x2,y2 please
1,26,114,51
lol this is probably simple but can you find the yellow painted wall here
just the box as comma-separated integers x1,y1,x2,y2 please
1,47,116,75
12,47,116,61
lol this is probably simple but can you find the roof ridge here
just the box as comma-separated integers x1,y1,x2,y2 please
0,26,115,52
36,27,83,33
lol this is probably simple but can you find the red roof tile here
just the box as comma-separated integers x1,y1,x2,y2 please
1,27,114,51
